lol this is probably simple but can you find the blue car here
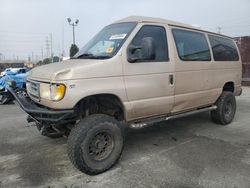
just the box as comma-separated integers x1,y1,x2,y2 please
0,68,30,104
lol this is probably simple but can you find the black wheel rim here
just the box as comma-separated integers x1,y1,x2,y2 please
87,131,114,161
224,100,233,119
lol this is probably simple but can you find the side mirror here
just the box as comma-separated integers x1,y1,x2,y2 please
127,37,156,62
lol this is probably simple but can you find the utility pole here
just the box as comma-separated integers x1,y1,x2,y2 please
67,18,79,45
50,33,53,63
32,51,34,63
41,47,44,60
45,36,50,58
62,25,65,57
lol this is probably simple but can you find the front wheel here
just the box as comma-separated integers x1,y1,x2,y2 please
67,114,124,175
211,91,236,125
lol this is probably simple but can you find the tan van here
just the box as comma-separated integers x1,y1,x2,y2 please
8,16,242,175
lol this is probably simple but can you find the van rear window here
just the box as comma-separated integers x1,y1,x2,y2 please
172,29,211,61
208,35,239,61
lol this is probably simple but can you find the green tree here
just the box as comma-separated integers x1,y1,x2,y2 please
43,58,52,64
37,60,43,65
70,44,79,58
36,58,52,66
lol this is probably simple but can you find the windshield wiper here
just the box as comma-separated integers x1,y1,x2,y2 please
76,53,111,59
77,53,94,58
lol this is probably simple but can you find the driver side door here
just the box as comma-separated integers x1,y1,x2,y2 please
122,24,175,121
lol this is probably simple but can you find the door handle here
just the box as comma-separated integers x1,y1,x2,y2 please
169,74,174,85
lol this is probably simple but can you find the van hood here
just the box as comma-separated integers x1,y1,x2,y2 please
28,59,122,82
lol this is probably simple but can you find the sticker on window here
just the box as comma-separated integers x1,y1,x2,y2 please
109,34,127,40
106,47,114,53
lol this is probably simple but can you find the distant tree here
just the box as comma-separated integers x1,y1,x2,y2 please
53,56,60,62
43,58,51,64
69,44,79,58
37,60,43,65
36,58,52,66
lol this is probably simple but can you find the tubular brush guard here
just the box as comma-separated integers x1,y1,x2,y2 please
7,87,76,124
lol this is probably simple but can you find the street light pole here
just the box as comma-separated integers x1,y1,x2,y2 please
72,23,75,45
67,18,79,45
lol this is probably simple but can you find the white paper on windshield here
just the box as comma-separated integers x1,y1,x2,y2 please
109,34,127,40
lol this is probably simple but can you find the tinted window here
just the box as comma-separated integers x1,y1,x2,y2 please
208,35,239,61
130,25,168,62
172,29,211,61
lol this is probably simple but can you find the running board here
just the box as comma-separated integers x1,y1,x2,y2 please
129,105,217,129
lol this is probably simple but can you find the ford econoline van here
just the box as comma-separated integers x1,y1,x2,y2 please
8,16,242,175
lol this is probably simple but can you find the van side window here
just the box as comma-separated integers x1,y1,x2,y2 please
130,25,169,62
208,35,239,61
172,29,211,61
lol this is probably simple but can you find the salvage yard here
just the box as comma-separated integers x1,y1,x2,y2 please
0,87,250,188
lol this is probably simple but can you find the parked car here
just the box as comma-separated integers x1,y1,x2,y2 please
8,16,242,175
0,67,29,77
0,68,29,104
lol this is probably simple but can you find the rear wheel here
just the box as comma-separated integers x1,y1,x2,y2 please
211,91,236,125
67,114,124,175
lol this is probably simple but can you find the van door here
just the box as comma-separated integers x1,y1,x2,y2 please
122,24,175,121
171,27,218,112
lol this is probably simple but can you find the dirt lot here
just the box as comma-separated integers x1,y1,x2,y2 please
0,88,250,188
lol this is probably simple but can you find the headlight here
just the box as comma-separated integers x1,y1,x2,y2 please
50,84,66,101
39,83,66,101
40,83,51,100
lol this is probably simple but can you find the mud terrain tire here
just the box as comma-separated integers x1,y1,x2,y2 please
67,114,124,175
211,91,236,125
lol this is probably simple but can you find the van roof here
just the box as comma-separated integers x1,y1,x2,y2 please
115,16,233,39
115,16,195,28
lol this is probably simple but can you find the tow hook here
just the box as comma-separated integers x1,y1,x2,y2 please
40,125,65,138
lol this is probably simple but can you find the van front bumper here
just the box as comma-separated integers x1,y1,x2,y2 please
7,87,76,124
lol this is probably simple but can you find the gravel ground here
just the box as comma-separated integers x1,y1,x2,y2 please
0,87,250,188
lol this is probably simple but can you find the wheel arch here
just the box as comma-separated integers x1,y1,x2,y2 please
74,93,127,122
223,81,235,93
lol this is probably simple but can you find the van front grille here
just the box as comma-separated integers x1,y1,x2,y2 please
27,80,40,100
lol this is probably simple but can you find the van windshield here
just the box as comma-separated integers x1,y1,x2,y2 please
75,22,137,59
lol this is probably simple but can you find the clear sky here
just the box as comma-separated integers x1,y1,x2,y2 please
0,0,250,61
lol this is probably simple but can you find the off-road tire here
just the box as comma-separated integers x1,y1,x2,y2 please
67,114,124,175
211,91,236,125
